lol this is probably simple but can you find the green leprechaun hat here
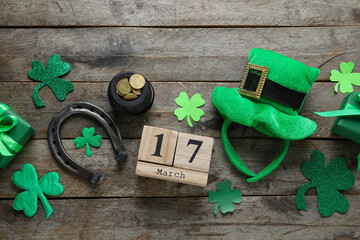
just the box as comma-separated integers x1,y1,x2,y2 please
212,48,320,182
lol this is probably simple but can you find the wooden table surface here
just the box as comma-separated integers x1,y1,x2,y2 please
1,1,360,239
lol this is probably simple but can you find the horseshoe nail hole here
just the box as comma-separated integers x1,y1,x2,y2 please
57,152,61,156
51,128,55,132
52,141,57,144
90,108,94,112
100,114,105,118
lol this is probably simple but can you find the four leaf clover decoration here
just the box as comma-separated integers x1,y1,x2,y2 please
208,180,242,214
74,127,102,157
12,164,64,218
174,92,205,127
330,62,360,93
296,151,354,217
28,54,74,107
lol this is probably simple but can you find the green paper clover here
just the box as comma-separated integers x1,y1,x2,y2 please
28,54,74,107
208,180,242,215
174,92,205,127
330,62,360,93
12,163,64,218
296,151,354,217
74,127,102,157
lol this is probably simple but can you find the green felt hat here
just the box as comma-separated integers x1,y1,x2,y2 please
212,48,320,182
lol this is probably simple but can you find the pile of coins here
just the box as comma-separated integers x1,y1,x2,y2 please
116,74,146,101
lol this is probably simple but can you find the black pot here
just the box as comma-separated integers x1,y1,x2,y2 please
108,72,155,114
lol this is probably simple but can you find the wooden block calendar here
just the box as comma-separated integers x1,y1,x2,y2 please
136,126,214,187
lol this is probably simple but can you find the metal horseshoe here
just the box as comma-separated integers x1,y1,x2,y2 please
48,102,127,184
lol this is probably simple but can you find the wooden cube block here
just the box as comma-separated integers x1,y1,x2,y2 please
173,133,214,173
136,126,213,187
136,161,208,187
138,126,178,166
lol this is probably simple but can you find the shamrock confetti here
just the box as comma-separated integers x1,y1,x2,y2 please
74,127,102,157
208,180,242,215
330,62,360,93
28,54,74,107
296,151,354,217
12,164,64,218
174,92,205,127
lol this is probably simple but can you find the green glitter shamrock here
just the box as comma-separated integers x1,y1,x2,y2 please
208,180,242,215
12,163,64,218
296,151,354,217
28,54,74,107
174,92,205,127
74,127,102,157
331,62,360,93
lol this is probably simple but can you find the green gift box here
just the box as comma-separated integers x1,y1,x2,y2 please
315,92,360,144
331,92,360,143
0,102,34,169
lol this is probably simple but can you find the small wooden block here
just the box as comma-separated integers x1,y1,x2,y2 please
136,161,208,187
173,132,214,173
138,125,178,166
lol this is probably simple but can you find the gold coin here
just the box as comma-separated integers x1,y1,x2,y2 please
117,78,131,95
129,74,145,89
123,93,138,101
132,87,141,96
116,80,126,97
116,80,122,92
117,89,125,97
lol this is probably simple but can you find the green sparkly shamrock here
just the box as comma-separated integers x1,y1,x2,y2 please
331,62,360,93
296,151,354,217
12,163,64,218
74,127,102,157
174,92,205,127
28,54,74,107
208,180,242,215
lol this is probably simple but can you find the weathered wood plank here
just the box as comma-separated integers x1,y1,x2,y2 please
1,27,360,82
0,81,356,139
1,2,358,237
1,139,359,198
1,196,360,239
0,0,360,27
